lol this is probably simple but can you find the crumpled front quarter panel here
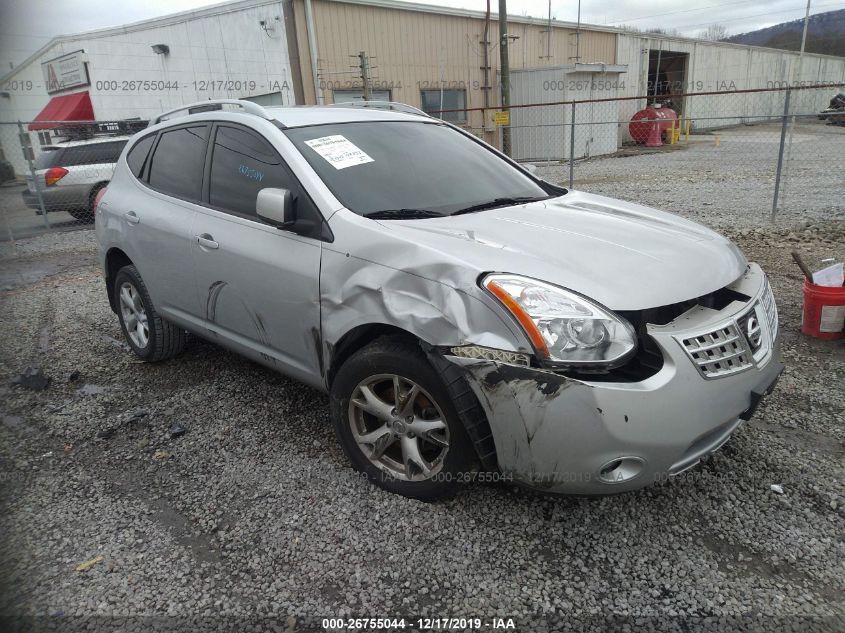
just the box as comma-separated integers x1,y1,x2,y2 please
319,211,530,376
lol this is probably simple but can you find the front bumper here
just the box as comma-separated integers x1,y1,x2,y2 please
448,264,782,494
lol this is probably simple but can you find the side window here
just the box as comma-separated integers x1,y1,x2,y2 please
147,126,208,201
60,146,88,166
126,135,155,179
208,125,295,218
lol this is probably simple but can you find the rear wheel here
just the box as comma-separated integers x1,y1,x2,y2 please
114,265,185,362
68,208,93,222
69,184,105,222
330,337,473,501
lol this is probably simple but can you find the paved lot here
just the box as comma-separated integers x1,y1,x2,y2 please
0,182,87,242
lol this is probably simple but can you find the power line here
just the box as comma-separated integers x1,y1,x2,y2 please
604,0,761,25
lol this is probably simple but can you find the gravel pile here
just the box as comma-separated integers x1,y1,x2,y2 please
0,194,843,630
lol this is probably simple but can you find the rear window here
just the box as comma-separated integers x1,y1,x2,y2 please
35,140,127,169
62,141,127,166
35,148,64,170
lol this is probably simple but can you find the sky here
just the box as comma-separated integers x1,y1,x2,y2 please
1,0,844,70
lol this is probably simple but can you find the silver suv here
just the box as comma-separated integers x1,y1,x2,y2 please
96,100,782,500
24,135,129,222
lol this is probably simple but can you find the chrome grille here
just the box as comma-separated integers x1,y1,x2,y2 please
677,275,778,379
736,309,763,353
681,324,753,378
761,278,778,341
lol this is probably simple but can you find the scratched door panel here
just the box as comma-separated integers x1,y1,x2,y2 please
191,208,323,388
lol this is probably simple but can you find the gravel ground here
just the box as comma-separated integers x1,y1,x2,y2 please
1,166,843,632
536,120,845,233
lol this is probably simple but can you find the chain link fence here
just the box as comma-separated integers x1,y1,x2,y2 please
456,82,844,227
0,120,147,241
1,84,842,241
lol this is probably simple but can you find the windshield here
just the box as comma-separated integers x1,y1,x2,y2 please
284,121,554,216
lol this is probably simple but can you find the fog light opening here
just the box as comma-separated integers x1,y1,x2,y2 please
598,456,645,484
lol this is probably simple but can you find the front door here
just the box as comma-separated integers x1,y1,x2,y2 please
190,124,323,386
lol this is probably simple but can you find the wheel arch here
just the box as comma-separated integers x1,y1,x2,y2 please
327,323,499,472
105,247,134,313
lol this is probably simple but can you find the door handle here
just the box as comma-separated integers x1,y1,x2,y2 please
195,234,219,250
125,211,140,225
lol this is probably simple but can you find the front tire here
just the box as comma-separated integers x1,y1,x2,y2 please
330,337,473,501
114,265,185,362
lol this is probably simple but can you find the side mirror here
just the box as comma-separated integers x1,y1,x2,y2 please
257,188,294,226
524,163,538,175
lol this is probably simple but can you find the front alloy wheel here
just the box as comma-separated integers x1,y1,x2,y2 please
330,336,474,501
349,374,450,481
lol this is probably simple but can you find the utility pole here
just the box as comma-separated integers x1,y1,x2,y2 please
499,0,511,156
358,51,371,100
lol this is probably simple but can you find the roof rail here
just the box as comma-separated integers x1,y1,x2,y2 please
148,99,273,127
328,100,430,117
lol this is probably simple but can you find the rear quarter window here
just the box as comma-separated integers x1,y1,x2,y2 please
147,125,209,201
126,134,156,179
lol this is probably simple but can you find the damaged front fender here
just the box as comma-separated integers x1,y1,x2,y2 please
319,211,533,384
448,356,605,488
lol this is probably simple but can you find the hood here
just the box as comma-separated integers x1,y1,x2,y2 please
378,190,747,310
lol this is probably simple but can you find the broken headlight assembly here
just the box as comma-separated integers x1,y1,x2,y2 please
482,273,637,370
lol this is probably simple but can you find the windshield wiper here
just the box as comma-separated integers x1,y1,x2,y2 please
363,208,444,220
450,196,552,216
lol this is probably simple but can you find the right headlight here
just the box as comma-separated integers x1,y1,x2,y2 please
482,273,637,369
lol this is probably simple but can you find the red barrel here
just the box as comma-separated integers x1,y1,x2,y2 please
801,280,845,340
629,106,678,147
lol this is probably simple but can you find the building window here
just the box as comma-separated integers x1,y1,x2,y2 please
420,89,467,123
332,89,391,103
244,92,285,107
37,132,52,146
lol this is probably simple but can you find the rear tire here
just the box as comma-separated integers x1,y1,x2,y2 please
68,208,93,222
114,265,185,362
69,184,106,222
330,336,473,501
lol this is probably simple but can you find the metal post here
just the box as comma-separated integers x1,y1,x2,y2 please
18,121,50,229
303,0,323,105
499,0,511,157
568,0,580,189
568,102,575,189
771,89,791,222
779,0,812,215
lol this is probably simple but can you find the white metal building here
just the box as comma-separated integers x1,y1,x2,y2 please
0,0,843,172
0,0,297,125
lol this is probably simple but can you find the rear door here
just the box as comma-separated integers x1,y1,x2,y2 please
189,123,323,385
121,125,208,327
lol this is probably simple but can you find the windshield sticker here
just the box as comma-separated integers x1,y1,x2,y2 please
304,135,374,170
